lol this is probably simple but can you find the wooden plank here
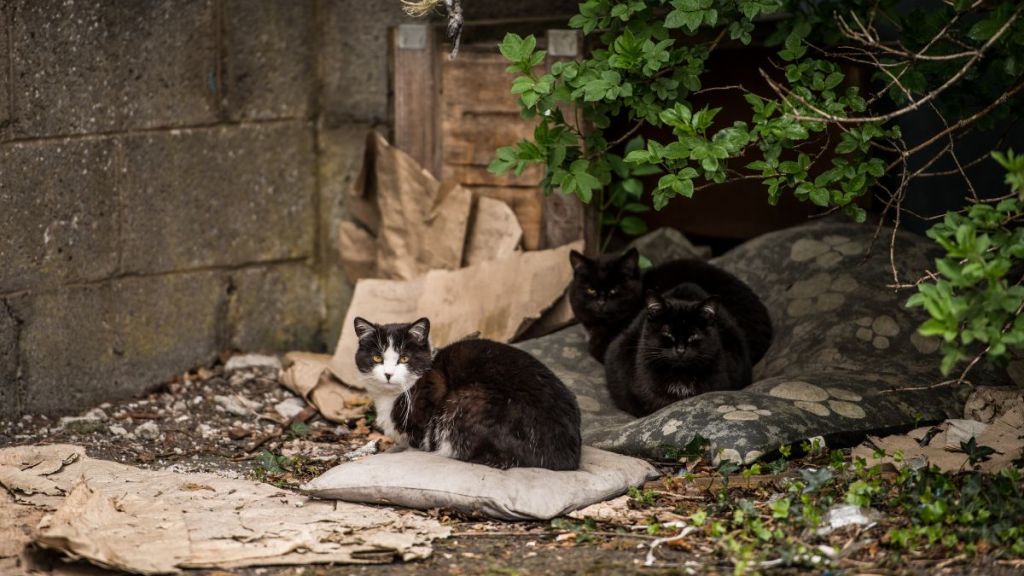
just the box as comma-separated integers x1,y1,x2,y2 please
441,51,527,112
441,109,539,167
542,29,591,252
392,24,441,177
442,163,544,188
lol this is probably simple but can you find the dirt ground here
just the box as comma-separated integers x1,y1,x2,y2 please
3,359,1022,576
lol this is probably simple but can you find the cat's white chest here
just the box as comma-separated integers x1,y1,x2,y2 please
373,396,407,443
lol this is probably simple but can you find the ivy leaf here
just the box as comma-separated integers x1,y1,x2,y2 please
620,216,649,236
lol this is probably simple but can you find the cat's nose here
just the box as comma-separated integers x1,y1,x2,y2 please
675,345,687,355
384,372,393,381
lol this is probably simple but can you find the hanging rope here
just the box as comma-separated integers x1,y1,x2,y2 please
401,0,464,58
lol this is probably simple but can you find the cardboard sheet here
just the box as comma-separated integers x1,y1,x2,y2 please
337,220,378,281
463,196,523,266
337,130,529,284
341,131,474,281
0,445,449,574
280,352,372,423
852,405,1024,473
328,241,580,387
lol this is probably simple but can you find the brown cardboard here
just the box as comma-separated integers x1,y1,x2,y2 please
463,196,523,266
852,407,1024,473
280,352,372,423
328,241,582,387
337,221,378,282
346,131,474,281
338,130,529,283
0,445,449,574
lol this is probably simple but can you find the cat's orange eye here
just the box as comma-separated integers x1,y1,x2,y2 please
585,287,597,296
372,354,383,363
399,355,409,363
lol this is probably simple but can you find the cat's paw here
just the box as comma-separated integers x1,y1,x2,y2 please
385,443,409,454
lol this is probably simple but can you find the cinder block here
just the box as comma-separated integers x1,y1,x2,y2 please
0,299,22,420
228,263,324,353
223,0,315,121
9,0,218,137
121,123,316,274
317,125,369,345
319,1,405,124
16,271,226,415
0,139,120,293
0,2,10,141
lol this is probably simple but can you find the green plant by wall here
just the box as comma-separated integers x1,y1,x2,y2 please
489,0,1024,375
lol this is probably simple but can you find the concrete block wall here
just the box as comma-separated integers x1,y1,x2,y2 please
0,0,580,419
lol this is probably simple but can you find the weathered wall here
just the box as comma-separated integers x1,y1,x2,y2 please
0,0,579,419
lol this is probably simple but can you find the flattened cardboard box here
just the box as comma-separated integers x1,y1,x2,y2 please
328,241,581,387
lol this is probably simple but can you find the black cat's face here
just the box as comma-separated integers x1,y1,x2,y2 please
353,317,433,394
640,295,722,366
568,248,643,325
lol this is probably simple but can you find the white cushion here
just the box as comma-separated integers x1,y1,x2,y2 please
301,446,659,521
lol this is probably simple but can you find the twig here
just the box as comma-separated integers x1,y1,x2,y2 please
886,76,1024,173
587,121,645,160
644,526,698,567
787,5,1023,124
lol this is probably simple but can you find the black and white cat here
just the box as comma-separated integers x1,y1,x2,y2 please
353,316,582,470
569,248,773,363
604,285,752,417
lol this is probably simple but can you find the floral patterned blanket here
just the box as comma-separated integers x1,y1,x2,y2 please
517,221,1011,464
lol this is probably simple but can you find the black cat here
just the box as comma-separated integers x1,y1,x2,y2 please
353,317,582,470
568,249,643,361
569,248,773,363
604,285,752,417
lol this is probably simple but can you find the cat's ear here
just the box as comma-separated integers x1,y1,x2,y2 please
569,250,591,273
353,317,376,340
618,248,640,277
645,291,666,319
408,317,431,344
699,298,718,320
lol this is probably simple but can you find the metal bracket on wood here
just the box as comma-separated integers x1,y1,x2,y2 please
398,24,428,50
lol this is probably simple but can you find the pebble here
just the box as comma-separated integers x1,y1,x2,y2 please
225,353,282,374
83,407,108,421
136,421,160,440
215,395,251,417
59,415,105,434
109,425,128,436
274,398,307,420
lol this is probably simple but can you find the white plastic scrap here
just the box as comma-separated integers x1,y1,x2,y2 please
816,504,880,536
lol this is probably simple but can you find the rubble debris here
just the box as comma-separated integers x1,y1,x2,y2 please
343,440,380,460
213,394,258,417
134,421,160,441
273,397,307,421
224,353,282,374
